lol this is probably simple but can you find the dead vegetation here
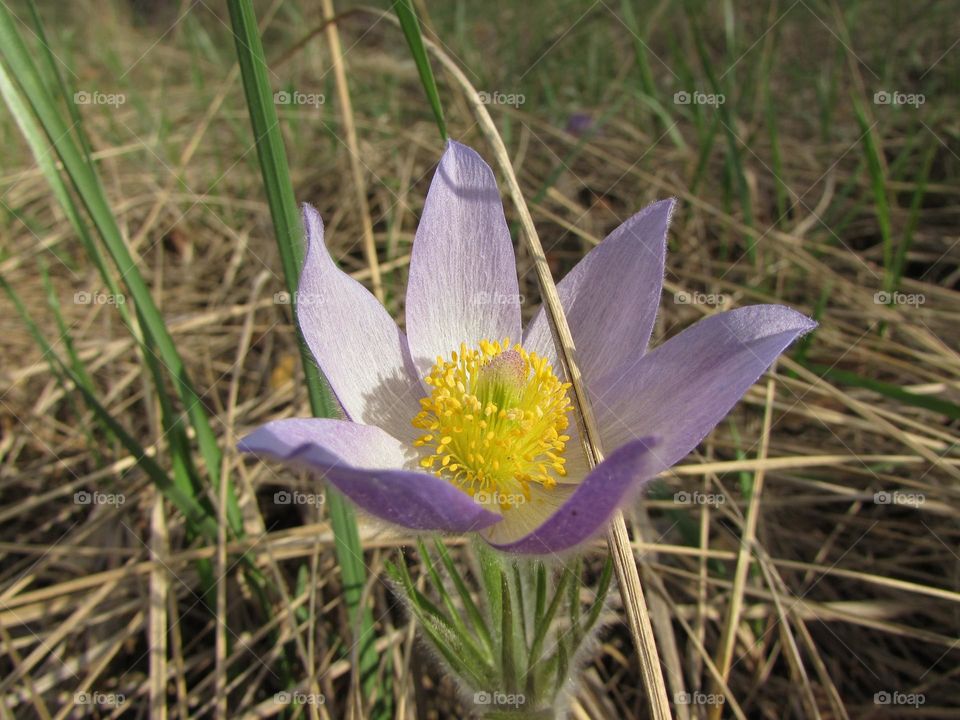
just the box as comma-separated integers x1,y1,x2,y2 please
0,0,958,717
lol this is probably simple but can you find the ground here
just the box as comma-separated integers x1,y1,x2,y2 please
0,0,958,718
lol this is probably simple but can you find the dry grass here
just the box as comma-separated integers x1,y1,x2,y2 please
1,0,958,718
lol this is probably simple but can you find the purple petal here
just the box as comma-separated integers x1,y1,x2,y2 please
297,205,423,441
523,199,675,382
405,141,522,378
239,418,500,533
592,305,816,471
485,437,660,554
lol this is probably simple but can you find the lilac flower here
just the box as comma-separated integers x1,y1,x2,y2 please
565,112,596,137
239,141,814,554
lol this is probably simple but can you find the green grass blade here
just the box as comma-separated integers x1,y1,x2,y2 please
0,276,220,541
619,0,657,102
393,0,448,141
687,12,754,257
799,362,960,421
853,100,893,291
224,0,382,706
0,47,213,532
25,0,93,159
893,142,935,286
36,260,108,460
0,6,242,537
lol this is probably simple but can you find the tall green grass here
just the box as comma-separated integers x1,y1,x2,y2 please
1,0,385,710
226,0,385,712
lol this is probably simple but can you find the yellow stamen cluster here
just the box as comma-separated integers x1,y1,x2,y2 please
412,338,573,508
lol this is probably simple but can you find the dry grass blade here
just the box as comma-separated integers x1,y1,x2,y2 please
321,0,383,304
371,11,673,718
149,496,169,720
710,373,781,717
2,3,958,718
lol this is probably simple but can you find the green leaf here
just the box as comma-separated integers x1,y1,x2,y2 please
500,570,518,694
854,100,894,291
525,566,570,696
434,539,494,655
393,0,447,141
388,557,493,687
417,540,492,664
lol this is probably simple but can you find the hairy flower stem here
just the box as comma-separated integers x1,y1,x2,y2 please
405,540,615,718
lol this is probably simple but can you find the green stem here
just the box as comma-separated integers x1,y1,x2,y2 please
225,0,383,710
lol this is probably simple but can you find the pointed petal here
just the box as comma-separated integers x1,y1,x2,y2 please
405,141,522,378
297,205,422,441
239,418,500,533
592,305,816,470
485,437,660,554
523,199,675,381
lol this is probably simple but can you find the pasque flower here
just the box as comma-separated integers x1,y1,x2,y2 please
239,141,814,554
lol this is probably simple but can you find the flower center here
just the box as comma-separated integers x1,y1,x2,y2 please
412,338,573,509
